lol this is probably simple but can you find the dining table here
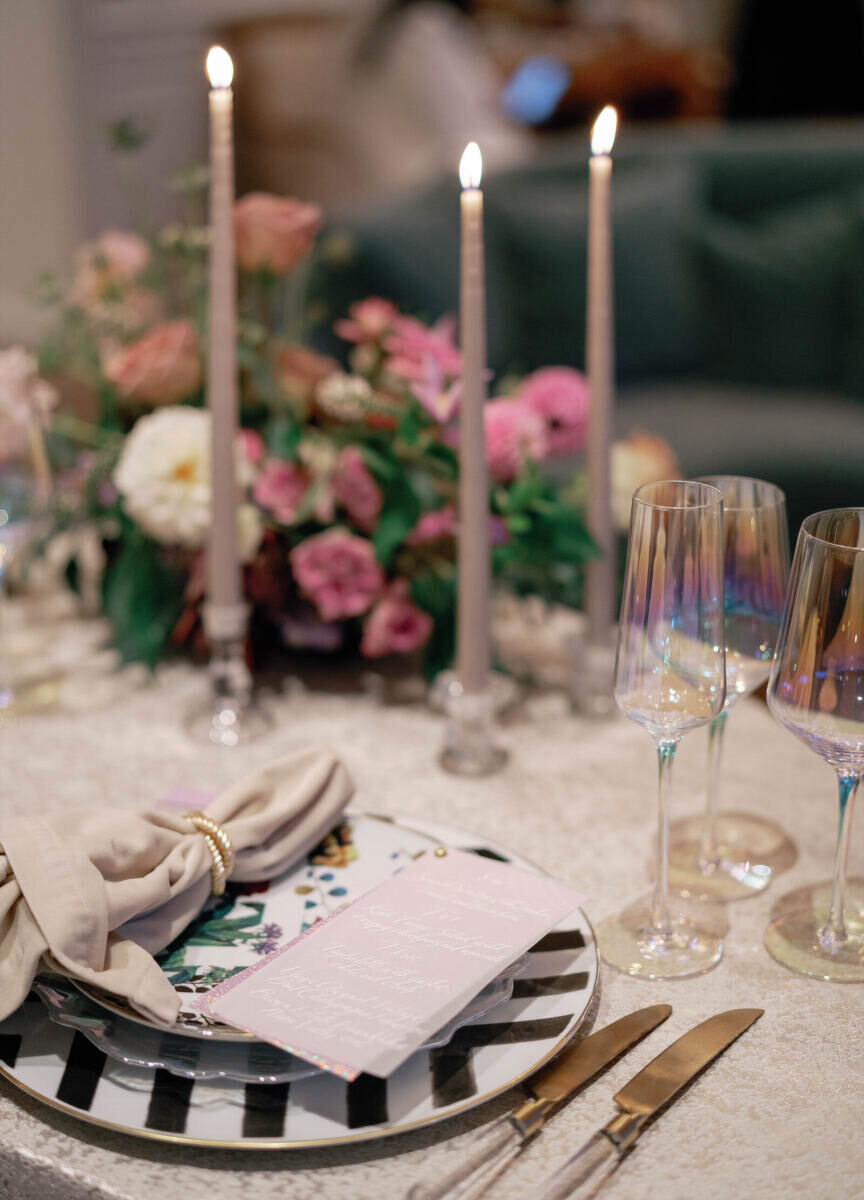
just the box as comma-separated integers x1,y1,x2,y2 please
0,662,861,1200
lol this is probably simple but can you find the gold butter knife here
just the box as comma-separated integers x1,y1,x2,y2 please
536,1008,764,1200
405,1004,672,1200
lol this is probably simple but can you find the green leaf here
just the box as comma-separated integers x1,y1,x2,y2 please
411,572,456,681
371,467,422,567
101,532,185,666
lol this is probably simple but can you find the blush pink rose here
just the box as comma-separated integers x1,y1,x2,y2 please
483,398,549,483
360,579,434,658
253,460,309,524
290,529,384,621
73,230,150,307
406,505,457,545
331,446,383,533
102,319,202,405
234,193,322,274
518,367,589,456
334,297,400,344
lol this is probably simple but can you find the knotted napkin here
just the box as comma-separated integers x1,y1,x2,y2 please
0,745,353,1026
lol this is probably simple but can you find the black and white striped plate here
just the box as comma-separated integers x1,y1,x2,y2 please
0,815,598,1148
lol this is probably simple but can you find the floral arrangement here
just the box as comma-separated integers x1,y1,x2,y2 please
6,181,677,678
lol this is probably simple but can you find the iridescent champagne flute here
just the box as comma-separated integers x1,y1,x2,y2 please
597,481,727,979
668,476,795,900
765,508,864,981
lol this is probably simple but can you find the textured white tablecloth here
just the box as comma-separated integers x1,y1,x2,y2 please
1,666,861,1200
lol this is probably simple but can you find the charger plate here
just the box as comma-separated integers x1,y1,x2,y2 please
0,813,599,1149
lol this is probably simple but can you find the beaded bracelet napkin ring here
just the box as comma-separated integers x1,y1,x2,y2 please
185,810,235,896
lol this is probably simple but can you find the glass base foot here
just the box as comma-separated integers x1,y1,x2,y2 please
764,878,864,982
665,810,798,902
185,694,272,747
185,634,271,747
431,672,514,777
596,894,725,980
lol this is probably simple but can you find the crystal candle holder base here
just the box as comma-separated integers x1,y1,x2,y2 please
186,636,271,747
431,671,516,777
570,637,617,720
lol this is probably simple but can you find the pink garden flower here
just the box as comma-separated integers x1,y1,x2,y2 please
384,314,462,382
102,319,201,405
518,366,589,456
406,504,457,545
238,428,265,466
360,579,433,658
483,398,549,483
334,297,400,345
253,460,309,525
411,356,461,424
277,345,339,403
290,529,384,621
330,446,382,533
72,230,150,307
233,193,322,275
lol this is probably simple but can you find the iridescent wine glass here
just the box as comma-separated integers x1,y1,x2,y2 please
597,481,727,978
765,508,864,982
668,476,795,900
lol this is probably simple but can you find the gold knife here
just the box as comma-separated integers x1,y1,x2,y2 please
536,1008,764,1200
405,1004,672,1200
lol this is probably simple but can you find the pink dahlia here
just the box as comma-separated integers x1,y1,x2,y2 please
253,460,309,525
518,367,589,456
483,398,549,483
331,446,382,533
360,579,433,658
290,529,384,621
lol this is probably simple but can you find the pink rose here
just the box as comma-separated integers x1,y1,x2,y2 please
102,319,202,405
384,314,462,382
518,367,589,456
234,193,322,274
406,505,457,545
330,446,382,533
483,398,549,483
73,230,150,307
361,579,434,658
239,428,265,465
253,460,309,524
334,297,400,345
611,432,681,530
290,529,384,621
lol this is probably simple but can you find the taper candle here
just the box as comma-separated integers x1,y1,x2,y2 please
205,45,244,639
457,141,490,695
585,105,618,645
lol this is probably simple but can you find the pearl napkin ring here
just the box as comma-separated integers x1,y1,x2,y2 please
185,810,235,896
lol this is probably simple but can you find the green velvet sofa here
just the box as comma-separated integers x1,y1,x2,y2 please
312,121,864,533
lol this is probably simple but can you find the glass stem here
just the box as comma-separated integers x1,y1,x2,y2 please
825,773,860,945
700,710,728,867
651,741,677,936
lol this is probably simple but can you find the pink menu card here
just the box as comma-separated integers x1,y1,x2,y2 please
196,847,584,1079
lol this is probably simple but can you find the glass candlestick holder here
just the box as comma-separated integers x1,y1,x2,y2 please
186,605,271,747
431,671,516,776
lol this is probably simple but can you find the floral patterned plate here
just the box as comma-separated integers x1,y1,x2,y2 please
78,813,439,1041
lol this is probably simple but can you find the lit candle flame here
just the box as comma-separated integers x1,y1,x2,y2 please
206,45,234,90
590,106,617,156
459,142,482,190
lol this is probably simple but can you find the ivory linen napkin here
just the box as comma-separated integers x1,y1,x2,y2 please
0,745,353,1026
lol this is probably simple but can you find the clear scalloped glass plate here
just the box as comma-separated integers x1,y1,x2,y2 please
35,958,526,1090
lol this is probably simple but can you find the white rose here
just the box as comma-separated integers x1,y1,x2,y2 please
611,433,680,531
237,502,263,562
113,407,252,547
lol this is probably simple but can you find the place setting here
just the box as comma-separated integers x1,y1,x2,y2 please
3,15,864,1200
